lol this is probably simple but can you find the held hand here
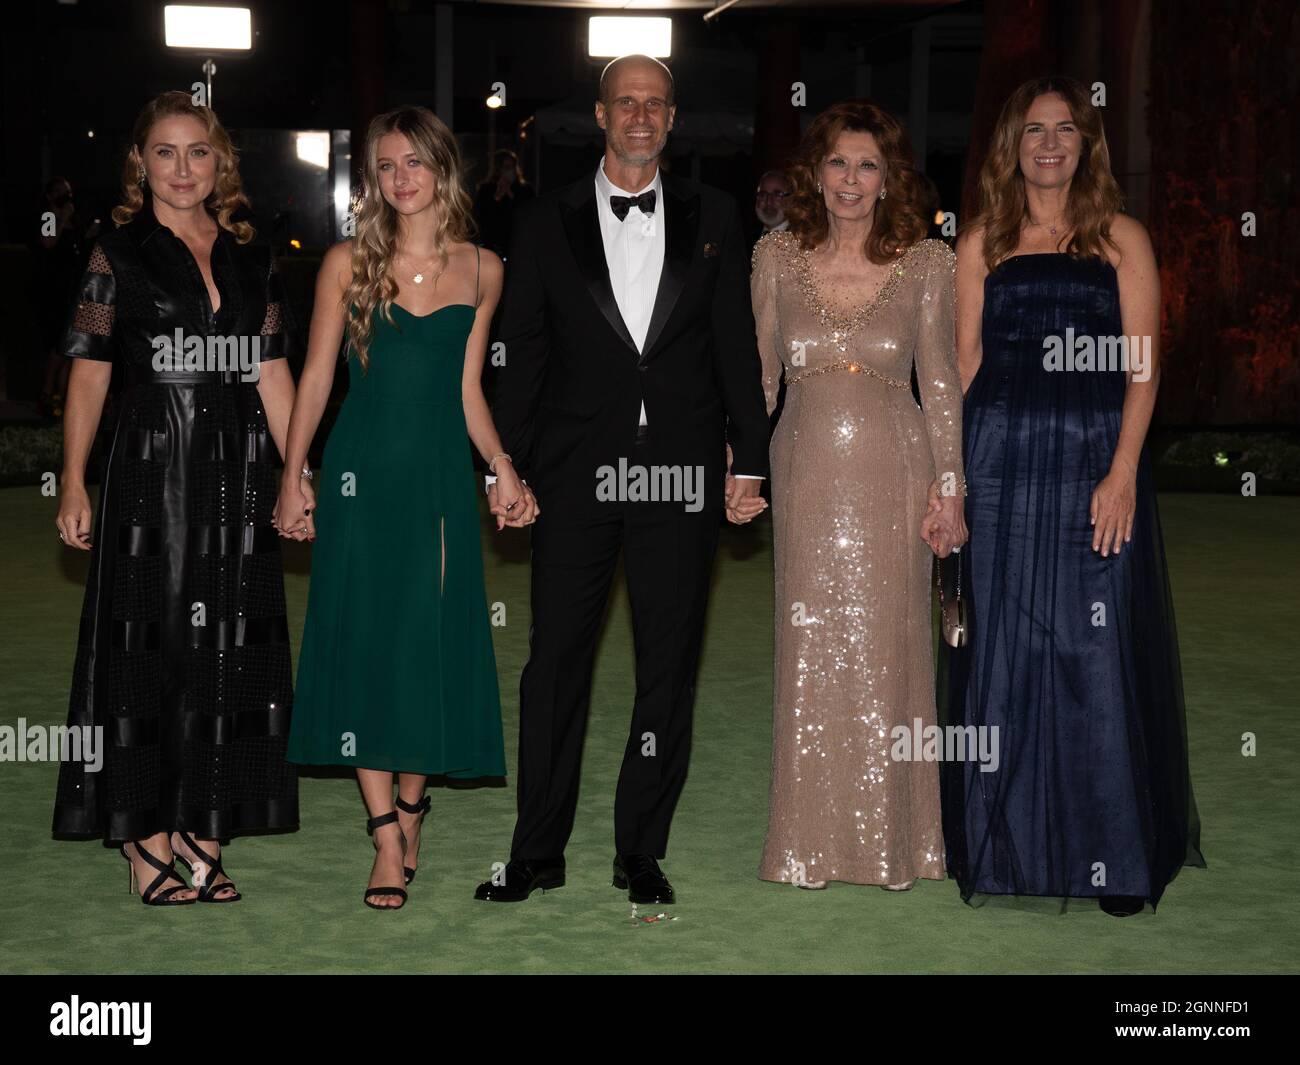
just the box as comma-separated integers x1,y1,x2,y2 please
919,490,967,558
300,478,317,520
725,476,767,524
490,461,539,530
926,478,943,515
272,477,315,542
56,484,94,551
919,510,950,557
1090,462,1136,557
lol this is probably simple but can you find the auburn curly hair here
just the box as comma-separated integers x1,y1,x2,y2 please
112,91,253,243
783,100,930,264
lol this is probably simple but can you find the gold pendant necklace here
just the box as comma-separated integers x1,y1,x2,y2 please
405,250,439,285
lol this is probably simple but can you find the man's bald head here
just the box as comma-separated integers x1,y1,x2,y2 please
598,54,675,108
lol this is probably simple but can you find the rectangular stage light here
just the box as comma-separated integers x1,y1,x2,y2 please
588,16,672,59
163,5,253,51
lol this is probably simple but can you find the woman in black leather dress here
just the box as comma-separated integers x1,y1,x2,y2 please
52,92,302,904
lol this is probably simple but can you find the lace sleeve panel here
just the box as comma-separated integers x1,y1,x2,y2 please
258,250,289,361
64,242,116,361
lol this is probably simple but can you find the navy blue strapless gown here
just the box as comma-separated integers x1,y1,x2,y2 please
941,253,1204,911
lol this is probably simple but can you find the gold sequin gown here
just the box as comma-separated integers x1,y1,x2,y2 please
752,232,962,887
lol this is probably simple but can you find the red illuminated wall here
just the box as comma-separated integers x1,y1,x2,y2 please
964,0,1298,425
1148,0,1298,424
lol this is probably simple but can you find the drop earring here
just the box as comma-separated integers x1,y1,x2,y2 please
879,188,886,200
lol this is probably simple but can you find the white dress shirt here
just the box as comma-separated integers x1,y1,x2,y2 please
594,157,663,428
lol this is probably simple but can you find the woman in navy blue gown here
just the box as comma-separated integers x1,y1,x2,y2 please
939,77,1204,915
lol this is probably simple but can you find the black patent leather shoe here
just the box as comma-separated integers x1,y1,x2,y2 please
612,853,675,904
473,857,565,902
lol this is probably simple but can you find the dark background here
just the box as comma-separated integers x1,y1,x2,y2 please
1,0,1295,429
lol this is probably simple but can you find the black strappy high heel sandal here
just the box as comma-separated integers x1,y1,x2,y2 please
364,810,408,910
172,831,242,903
394,793,430,885
121,841,197,906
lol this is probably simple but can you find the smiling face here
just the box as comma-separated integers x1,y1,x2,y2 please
818,129,886,224
138,115,216,211
375,131,437,216
1019,92,1081,192
595,59,675,168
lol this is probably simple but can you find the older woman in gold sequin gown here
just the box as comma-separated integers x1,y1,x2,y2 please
752,102,965,890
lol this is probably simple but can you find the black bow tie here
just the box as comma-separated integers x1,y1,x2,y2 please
609,189,657,221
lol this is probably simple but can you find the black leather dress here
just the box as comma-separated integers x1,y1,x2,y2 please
52,195,299,842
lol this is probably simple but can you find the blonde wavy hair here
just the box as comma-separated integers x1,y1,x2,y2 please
969,76,1123,271
345,106,475,370
112,91,253,243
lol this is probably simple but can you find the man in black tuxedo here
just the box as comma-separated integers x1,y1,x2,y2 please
474,54,770,905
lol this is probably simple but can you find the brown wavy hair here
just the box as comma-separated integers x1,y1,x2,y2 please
112,91,253,243
344,106,476,371
969,76,1123,271
783,100,930,264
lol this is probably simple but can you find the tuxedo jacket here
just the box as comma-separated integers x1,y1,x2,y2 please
492,168,770,515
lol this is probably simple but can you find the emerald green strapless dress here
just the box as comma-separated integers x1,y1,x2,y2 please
288,299,506,778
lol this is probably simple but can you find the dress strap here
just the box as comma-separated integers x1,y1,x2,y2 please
474,243,481,308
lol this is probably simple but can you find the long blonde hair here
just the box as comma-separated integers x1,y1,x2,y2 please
345,106,475,370
969,76,1122,271
112,91,253,243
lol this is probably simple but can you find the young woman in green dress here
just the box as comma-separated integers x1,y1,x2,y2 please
273,106,537,910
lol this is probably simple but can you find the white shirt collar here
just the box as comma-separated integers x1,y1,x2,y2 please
595,156,663,201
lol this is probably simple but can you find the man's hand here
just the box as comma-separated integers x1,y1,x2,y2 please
725,443,767,524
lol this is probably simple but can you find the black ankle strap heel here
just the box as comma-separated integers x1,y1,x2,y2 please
121,841,197,906
394,794,430,885
174,831,242,903
364,810,408,910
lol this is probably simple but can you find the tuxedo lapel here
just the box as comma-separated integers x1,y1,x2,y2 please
559,181,639,357
557,170,700,364
640,172,698,365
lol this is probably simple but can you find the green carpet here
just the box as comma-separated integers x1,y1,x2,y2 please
1,485,1295,974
